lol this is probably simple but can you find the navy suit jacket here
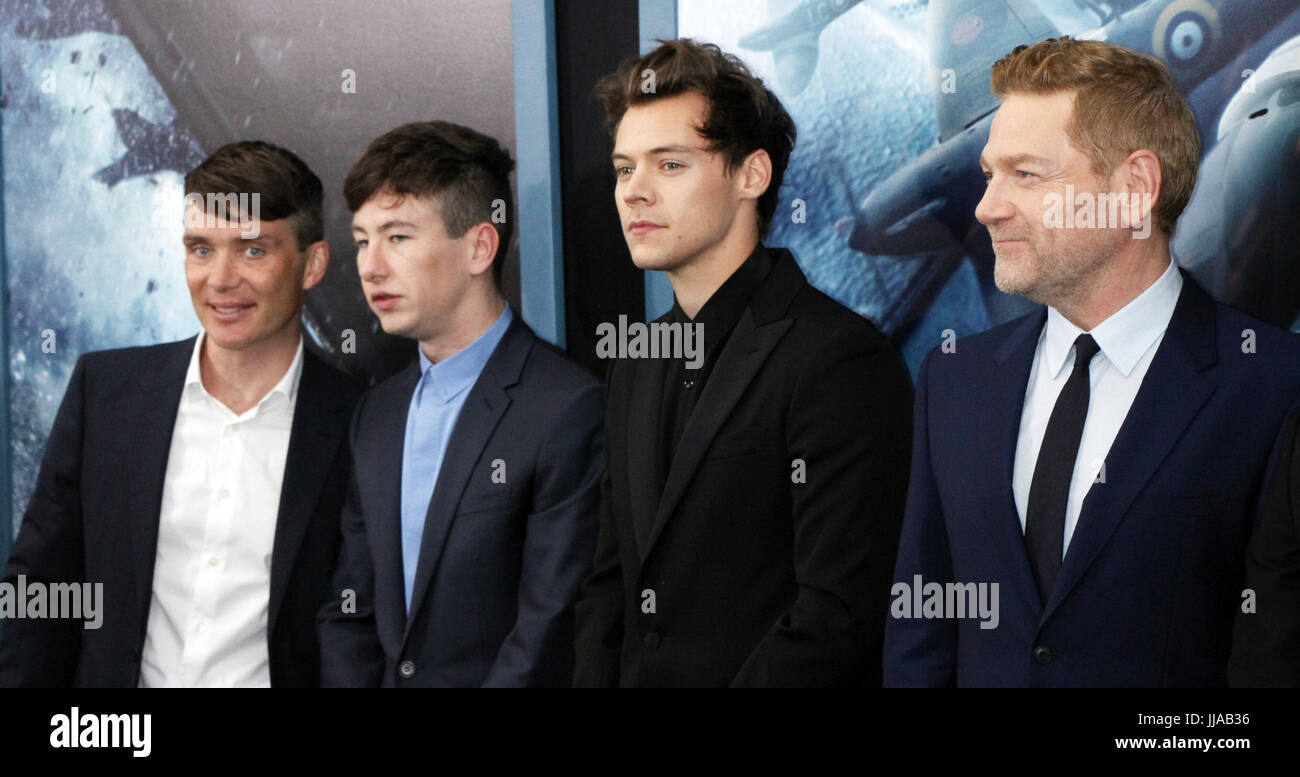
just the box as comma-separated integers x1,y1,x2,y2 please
885,271,1300,687
0,336,361,687
318,316,603,687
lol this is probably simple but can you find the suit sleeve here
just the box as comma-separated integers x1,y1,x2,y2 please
1229,407,1300,687
573,367,625,687
0,356,89,687
883,348,959,687
482,381,604,687
730,325,913,687
317,395,386,688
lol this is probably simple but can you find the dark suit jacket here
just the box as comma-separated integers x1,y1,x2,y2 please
573,246,914,687
317,316,603,687
885,271,1300,687
0,336,361,687
1229,407,1300,686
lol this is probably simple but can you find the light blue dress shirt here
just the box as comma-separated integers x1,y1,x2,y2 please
400,305,513,611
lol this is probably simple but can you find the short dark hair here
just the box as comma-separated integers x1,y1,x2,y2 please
184,140,324,250
343,121,515,287
595,38,796,236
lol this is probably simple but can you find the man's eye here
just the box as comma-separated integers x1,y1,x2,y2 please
190,245,211,256
390,235,409,243
245,246,265,257
981,170,992,184
615,166,632,177
662,161,682,171
1016,170,1033,179
354,240,368,249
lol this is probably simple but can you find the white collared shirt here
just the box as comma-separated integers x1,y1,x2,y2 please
139,332,303,688
1012,260,1183,555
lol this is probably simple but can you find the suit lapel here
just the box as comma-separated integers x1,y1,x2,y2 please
126,337,195,648
627,347,668,557
266,351,349,639
1046,273,1218,618
981,311,1050,617
641,308,793,561
373,364,420,640
402,320,532,644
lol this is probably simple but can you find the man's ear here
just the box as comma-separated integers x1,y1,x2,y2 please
466,222,500,279
1116,149,1162,231
736,148,773,203
302,240,330,290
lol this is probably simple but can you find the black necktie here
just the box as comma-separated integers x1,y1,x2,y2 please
1025,333,1101,603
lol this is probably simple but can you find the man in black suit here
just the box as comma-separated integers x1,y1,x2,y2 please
0,141,361,687
572,39,913,687
1230,408,1300,686
318,121,603,687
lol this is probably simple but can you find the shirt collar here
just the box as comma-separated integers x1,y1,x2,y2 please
184,330,305,412
668,242,773,350
1042,260,1183,379
415,304,514,405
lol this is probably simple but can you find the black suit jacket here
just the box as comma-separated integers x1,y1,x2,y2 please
573,246,914,687
318,316,603,687
0,336,361,687
1230,406,1300,686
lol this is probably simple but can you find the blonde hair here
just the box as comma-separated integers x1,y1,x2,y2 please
991,37,1200,237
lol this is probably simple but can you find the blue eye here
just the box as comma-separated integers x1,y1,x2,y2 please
245,246,265,257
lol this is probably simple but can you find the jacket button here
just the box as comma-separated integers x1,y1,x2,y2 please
1032,645,1052,665
642,631,661,650
398,660,416,679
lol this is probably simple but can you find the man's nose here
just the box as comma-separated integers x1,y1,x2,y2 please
975,176,1014,226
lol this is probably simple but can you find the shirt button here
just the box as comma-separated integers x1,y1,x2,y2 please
196,622,207,634
398,660,416,679
208,556,219,567
218,488,230,501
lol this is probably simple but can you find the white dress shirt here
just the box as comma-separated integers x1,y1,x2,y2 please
1012,260,1183,556
139,332,303,688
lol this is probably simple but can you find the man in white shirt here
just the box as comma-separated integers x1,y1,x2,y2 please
884,37,1300,686
0,141,361,687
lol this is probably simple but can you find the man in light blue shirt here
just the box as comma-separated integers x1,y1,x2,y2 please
319,121,603,687
399,305,512,609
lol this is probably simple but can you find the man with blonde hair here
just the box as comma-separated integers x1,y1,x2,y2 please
885,37,1300,686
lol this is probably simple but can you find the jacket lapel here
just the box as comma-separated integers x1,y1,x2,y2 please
402,319,533,645
638,250,804,562
373,363,420,640
126,337,195,648
626,345,668,557
1045,272,1218,618
266,350,350,639
980,311,1049,617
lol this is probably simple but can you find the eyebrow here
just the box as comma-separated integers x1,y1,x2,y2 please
979,153,1053,170
611,144,699,162
352,219,418,234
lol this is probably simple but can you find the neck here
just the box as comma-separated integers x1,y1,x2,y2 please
419,289,506,364
667,221,760,319
200,320,302,415
1052,235,1172,331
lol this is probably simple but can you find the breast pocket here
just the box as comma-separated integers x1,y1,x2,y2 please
457,487,512,516
704,426,776,462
